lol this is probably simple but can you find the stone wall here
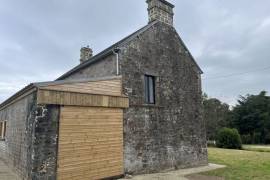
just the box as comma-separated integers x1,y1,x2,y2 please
120,22,207,174
64,54,117,80
31,104,59,180
0,93,36,179
147,0,174,26
0,94,60,180
60,21,207,175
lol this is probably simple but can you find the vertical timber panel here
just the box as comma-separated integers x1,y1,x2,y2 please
57,106,124,180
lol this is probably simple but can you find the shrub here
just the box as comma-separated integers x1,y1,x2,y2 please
216,128,242,149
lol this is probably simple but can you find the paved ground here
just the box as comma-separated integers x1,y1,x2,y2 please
0,159,225,180
0,159,20,180
120,163,226,180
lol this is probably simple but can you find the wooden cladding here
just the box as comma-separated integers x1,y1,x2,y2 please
57,106,124,180
39,79,122,96
37,89,129,108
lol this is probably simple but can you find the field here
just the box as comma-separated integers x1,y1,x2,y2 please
202,147,270,180
243,145,270,153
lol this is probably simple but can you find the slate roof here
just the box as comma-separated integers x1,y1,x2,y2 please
57,20,203,80
57,21,159,80
0,21,203,109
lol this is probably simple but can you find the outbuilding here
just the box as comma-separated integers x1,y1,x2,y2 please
0,77,129,179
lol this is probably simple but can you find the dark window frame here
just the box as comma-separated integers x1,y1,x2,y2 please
144,75,156,104
0,121,7,141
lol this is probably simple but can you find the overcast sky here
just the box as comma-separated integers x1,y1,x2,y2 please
0,0,270,105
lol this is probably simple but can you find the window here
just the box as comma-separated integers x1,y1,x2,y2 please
0,121,7,141
144,75,156,104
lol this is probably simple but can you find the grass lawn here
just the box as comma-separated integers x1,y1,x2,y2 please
243,145,270,153
202,147,270,180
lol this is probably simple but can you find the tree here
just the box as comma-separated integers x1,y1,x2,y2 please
203,93,231,140
232,91,270,144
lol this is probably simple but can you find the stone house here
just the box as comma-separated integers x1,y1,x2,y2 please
0,0,208,179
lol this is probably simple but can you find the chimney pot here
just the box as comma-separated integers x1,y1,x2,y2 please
80,46,93,63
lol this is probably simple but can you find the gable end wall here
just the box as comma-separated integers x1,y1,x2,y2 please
120,22,207,174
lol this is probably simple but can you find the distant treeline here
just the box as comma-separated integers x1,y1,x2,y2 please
203,91,270,144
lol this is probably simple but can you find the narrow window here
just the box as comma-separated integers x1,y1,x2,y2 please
3,121,6,139
0,122,2,140
0,121,7,141
145,75,156,104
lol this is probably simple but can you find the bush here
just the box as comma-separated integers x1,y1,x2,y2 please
216,128,242,149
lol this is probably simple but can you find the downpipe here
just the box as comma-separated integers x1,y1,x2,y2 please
113,48,120,76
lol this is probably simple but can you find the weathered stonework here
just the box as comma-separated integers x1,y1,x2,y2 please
65,54,117,80
61,21,208,174
0,1,207,178
120,22,207,174
147,0,174,26
31,104,59,180
0,94,59,180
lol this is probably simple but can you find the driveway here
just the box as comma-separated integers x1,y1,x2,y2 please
0,159,225,180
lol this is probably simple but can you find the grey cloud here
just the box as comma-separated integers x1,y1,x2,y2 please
0,0,270,105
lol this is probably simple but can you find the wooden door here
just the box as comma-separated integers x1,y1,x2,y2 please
57,106,124,180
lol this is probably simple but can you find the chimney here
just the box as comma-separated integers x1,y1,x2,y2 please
146,0,175,26
80,46,93,63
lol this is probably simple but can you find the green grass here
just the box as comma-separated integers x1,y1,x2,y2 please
202,147,270,180
243,145,270,153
